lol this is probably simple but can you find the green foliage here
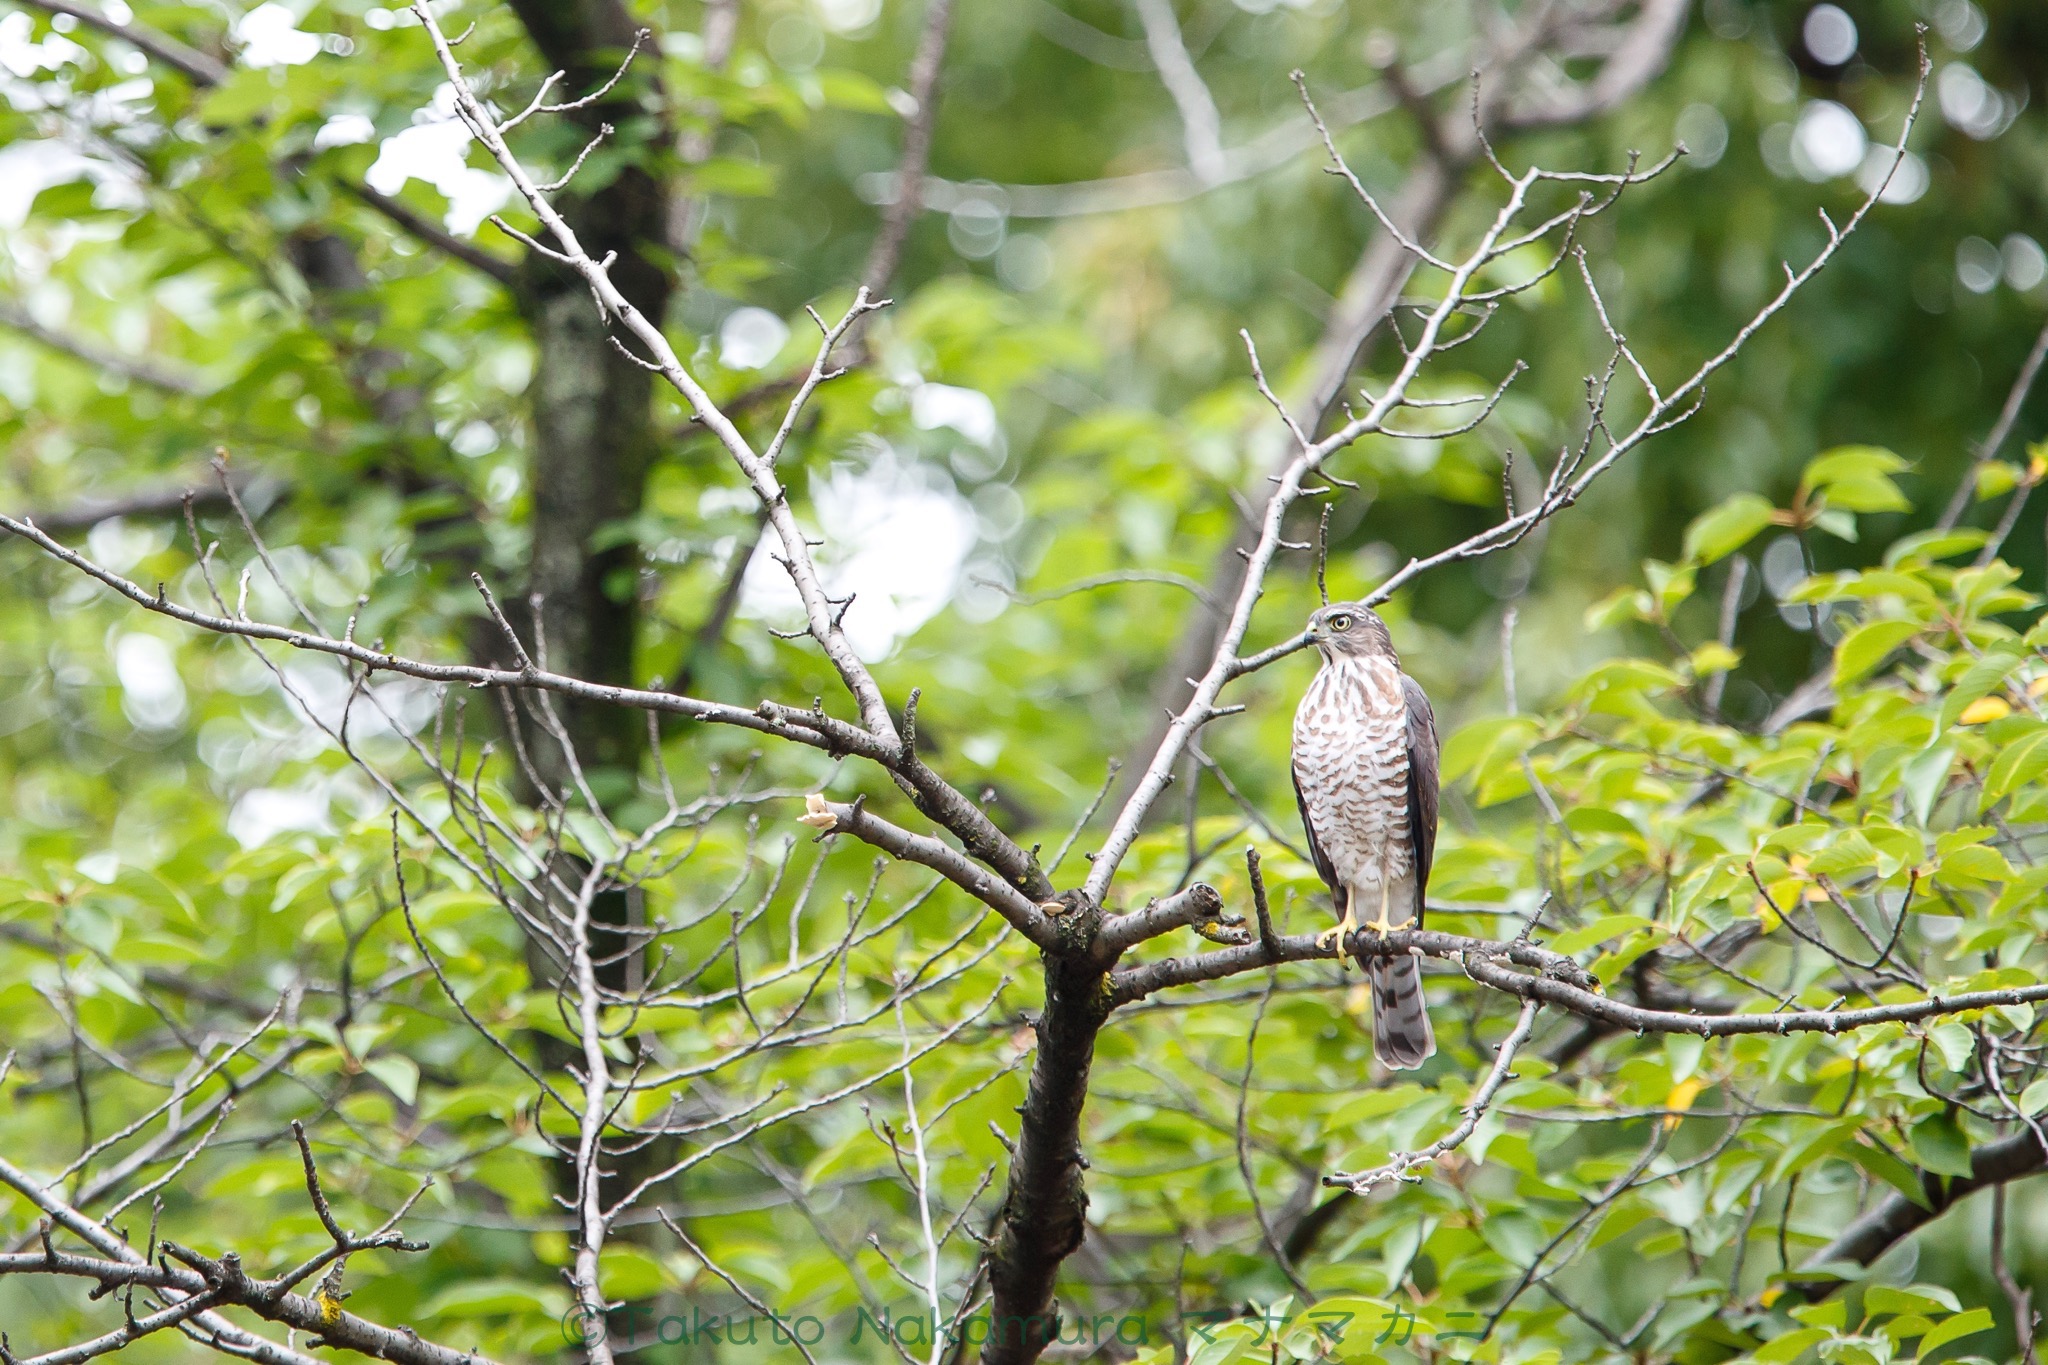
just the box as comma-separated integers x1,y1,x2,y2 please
4,0,2048,1363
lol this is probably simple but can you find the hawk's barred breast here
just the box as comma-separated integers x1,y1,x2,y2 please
1291,655,1414,891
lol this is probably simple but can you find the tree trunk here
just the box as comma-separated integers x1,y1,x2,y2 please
495,0,678,1259
984,896,1111,1365
501,0,673,797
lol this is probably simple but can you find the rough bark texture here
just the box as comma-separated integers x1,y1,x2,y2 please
983,895,1111,1365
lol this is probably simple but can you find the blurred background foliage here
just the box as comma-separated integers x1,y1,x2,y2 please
4,0,2048,1361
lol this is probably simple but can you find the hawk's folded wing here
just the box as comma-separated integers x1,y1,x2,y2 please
1402,672,1439,923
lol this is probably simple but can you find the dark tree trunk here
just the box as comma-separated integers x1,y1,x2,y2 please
984,896,1112,1365
501,0,673,798
495,0,678,1238
518,284,663,795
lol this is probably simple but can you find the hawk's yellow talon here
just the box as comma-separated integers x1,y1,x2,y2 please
1318,910,1358,952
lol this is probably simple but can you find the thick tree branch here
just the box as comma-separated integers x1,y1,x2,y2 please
1107,916,2048,1043
0,1236,491,1365
1095,883,1240,956
0,1152,318,1365
983,893,1110,1365
1792,1128,2048,1295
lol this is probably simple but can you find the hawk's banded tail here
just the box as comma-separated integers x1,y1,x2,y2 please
1367,955,1435,1070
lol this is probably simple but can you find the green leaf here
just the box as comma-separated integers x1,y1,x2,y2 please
1188,1323,1260,1365
2020,1077,2048,1116
363,1055,419,1106
1683,493,1777,565
1804,446,1911,512
1804,445,1909,485
1547,914,1658,955
1441,715,1539,784
1644,558,1697,617
1974,461,2021,501
1982,724,2048,804
419,1277,567,1319
1845,1140,1933,1210
1822,476,1913,513
1901,746,1956,826
1925,1023,1973,1073
1908,1113,1974,1179
1915,1308,1994,1357
1756,1327,1831,1363
1865,1285,1961,1318
598,1244,674,1300
1936,644,2024,731
1815,1337,1887,1365
1936,842,2011,884
1834,620,1922,685
1884,529,1990,566
1813,507,1862,541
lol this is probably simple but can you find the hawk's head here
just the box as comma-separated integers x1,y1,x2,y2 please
1305,601,1396,663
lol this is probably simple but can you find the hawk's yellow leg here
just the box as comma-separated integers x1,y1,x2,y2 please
1363,859,1416,936
1317,903,1358,952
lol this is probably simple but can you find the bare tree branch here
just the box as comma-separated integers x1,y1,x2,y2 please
1097,42,1927,905
1938,311,2048,530
1123,0,1693,802
1130,0,1226,185
860,0,956,300
1326,1001,1538,1192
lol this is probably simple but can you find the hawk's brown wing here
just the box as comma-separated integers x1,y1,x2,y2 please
1401,673,1439,925
1290,763,1344,916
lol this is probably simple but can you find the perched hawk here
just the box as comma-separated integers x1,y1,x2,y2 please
1291,602,1439,1069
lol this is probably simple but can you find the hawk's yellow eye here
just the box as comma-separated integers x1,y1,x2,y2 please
1327,613,1353,632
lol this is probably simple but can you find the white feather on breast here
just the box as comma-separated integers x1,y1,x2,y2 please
1292,656,1414,890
